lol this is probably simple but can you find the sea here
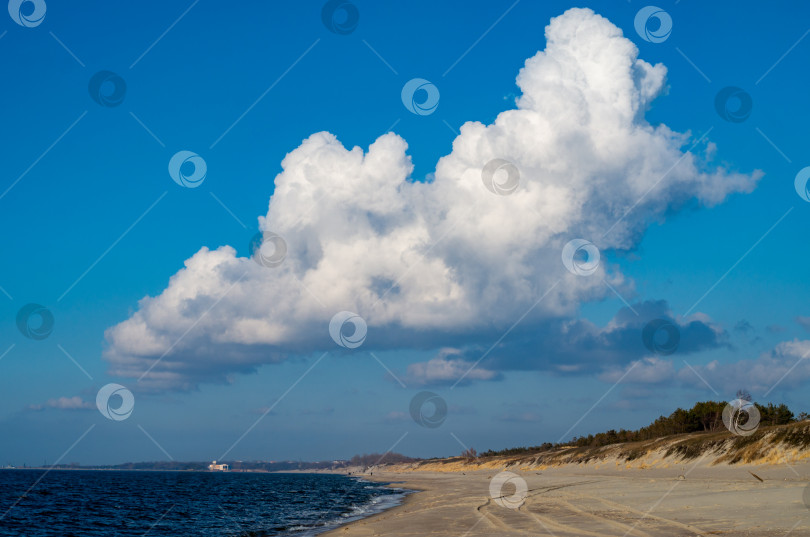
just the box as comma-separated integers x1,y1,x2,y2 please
0,470,409,536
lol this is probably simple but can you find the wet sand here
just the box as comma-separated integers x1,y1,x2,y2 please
324,463,810,536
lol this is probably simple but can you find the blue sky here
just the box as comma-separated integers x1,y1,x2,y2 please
1,0,809,465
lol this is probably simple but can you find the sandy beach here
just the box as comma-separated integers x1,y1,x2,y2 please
324,463,810,536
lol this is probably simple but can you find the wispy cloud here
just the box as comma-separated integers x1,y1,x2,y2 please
29,396,95,411
600,338,810,397
796,316,810,332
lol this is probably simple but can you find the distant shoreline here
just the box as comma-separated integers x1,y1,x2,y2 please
0,467,341,474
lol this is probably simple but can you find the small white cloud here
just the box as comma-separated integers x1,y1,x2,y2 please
498,411,543,423
29,396,94,411
599,356,675,384
405,349,500,386
251,406,278,416
383,411,409,423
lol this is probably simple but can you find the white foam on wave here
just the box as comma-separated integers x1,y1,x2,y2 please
293,481,412,537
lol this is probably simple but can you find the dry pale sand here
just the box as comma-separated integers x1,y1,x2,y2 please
323,462,810,536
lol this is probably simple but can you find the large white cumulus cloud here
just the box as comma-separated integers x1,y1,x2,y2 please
105,8,760,390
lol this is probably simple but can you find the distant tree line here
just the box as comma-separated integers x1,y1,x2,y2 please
479,400,802,457
68,454,419,472
347,452,416,467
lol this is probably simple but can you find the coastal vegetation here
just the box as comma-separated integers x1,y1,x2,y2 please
479,399,799,458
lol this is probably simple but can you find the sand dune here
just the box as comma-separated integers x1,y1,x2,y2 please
392,422,810,474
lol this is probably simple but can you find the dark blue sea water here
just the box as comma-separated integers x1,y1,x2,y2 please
0,470,408,536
